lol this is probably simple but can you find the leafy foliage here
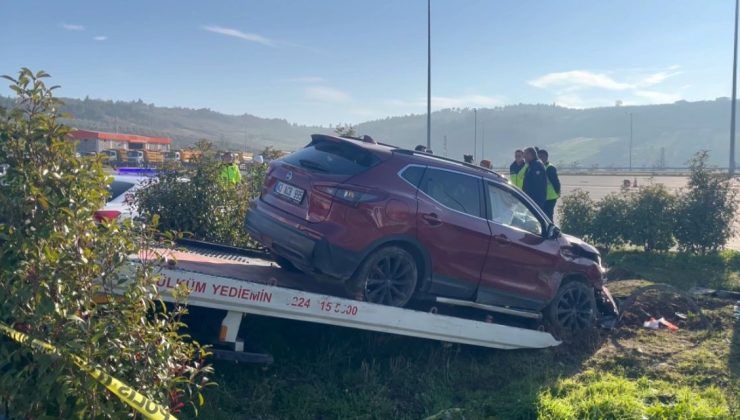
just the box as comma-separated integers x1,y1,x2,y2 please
334,123,357,137
136,140,265,248
674,151,738,254
0,68,212,418
558,189,595,240
589,193,630,252
625,184,677,252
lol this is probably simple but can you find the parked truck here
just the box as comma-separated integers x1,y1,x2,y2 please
127,150,164,167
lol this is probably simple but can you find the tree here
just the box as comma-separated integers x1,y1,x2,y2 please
674,151,738,254
0,68,212,417
334,123,357,137
590,192,630,252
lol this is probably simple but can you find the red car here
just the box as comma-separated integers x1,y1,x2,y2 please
246,134,617,335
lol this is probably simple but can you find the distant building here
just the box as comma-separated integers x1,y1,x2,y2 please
69,130,172,153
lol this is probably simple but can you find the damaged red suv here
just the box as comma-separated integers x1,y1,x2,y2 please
246,134,618,335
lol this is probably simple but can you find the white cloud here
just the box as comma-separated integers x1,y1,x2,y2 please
640,70,682,87
284,76,325,83
529,71,633,91
61,23,85,31
305,86,350,103
202,25,276,47
93,36,107,41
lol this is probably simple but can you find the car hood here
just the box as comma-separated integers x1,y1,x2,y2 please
561,233,600,256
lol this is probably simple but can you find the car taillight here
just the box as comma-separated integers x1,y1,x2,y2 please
315,185,381,205
94,210,121,221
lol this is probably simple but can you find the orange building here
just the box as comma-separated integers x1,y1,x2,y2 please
69,130,172,153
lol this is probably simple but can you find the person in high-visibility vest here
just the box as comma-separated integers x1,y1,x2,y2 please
521,147,547,209
509,149,525,187
537,149,561,221
220,152,242,185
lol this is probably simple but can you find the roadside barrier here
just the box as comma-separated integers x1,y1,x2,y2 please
0,323,176,420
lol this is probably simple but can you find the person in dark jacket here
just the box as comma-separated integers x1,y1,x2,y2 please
521,147,547,209
537,149,561,221
509,149,525,184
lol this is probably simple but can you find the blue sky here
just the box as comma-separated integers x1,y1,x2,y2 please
1,0,736,125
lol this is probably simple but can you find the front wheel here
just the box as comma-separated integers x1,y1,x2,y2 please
349,246,418,307
546,281,597,339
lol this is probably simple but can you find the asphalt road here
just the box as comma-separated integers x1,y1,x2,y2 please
557,175,740,251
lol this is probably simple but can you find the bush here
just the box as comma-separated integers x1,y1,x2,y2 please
674,151,738,254
589,192,630,252
558,189,595,240
625,183,677,252
0,69,212,417
136,140,265,248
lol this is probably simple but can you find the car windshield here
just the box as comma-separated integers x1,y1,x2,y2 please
107,181,135,202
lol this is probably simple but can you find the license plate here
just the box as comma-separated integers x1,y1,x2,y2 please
274,181,305,203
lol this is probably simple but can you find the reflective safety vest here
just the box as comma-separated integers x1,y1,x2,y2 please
220,163,242,185
514,163,528,189
545,163,559,200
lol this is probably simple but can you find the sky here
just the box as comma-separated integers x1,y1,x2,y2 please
1,0,737,126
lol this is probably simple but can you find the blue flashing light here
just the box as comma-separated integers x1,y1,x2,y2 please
116,167,159,176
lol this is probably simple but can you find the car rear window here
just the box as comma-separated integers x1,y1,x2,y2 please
108,181,135,202
283,139,380,176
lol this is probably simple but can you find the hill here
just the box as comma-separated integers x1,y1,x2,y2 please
0,95,734,167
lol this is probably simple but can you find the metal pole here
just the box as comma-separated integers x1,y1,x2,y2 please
731,0,739,176
474,108,477,161
482,124,485,159
426,0,432,150
629,112,633,171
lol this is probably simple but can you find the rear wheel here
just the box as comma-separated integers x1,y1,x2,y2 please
350,246,418,307
546,281,597,339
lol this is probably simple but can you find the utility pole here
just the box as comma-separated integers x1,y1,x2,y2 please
443,134,448,157
629,112,633,171
731,0,739,176
481,124,485,160
426,0,432,151
474,108,477,162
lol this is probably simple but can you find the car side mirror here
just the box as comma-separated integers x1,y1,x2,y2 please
546,224,561,239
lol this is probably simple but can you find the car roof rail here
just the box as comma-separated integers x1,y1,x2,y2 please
392,149,506,180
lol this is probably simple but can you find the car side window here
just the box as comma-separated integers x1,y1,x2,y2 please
400,165,425,187
487,183,543,236
420,168,481,217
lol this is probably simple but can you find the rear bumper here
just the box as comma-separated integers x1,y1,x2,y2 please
245,201,361,280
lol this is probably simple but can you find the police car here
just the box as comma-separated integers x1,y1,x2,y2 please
96,169,155,222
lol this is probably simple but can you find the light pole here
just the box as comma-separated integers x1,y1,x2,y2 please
629,112,633,171
731,0,738,176
473,108,478,162
481,123,485,160
426,0,432,151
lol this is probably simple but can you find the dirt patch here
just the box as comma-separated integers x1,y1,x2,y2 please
617,283,706,330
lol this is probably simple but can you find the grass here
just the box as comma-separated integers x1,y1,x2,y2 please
184,251,740,419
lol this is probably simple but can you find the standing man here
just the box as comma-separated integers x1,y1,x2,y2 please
521,147,547,210
537,149,561,221
220,152,241,185
509,149,525,187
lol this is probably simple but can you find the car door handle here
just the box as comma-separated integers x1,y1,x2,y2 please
422,213,442,226
493,234,510,245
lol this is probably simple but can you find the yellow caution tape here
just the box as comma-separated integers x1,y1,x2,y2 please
0,323,177,420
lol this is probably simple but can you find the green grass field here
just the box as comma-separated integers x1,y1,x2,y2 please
187,251,739,419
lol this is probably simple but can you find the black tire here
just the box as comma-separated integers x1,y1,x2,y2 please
273,255,302,273
350,246,418,307
546,281,597,339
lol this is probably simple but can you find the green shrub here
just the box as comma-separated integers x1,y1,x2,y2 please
136,140,266,248
674,151,738,254
625,183,677,252
590,192,630,252
558,189,595,240
537,371,731,420
0,69,212,417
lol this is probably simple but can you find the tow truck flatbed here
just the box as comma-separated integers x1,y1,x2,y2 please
124,244,560,352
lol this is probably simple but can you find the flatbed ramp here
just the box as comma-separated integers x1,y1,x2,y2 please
128,245,560,351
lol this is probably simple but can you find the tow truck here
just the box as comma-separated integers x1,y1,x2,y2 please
119,240,561,362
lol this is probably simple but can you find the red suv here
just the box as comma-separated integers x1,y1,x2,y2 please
246,134,618,335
